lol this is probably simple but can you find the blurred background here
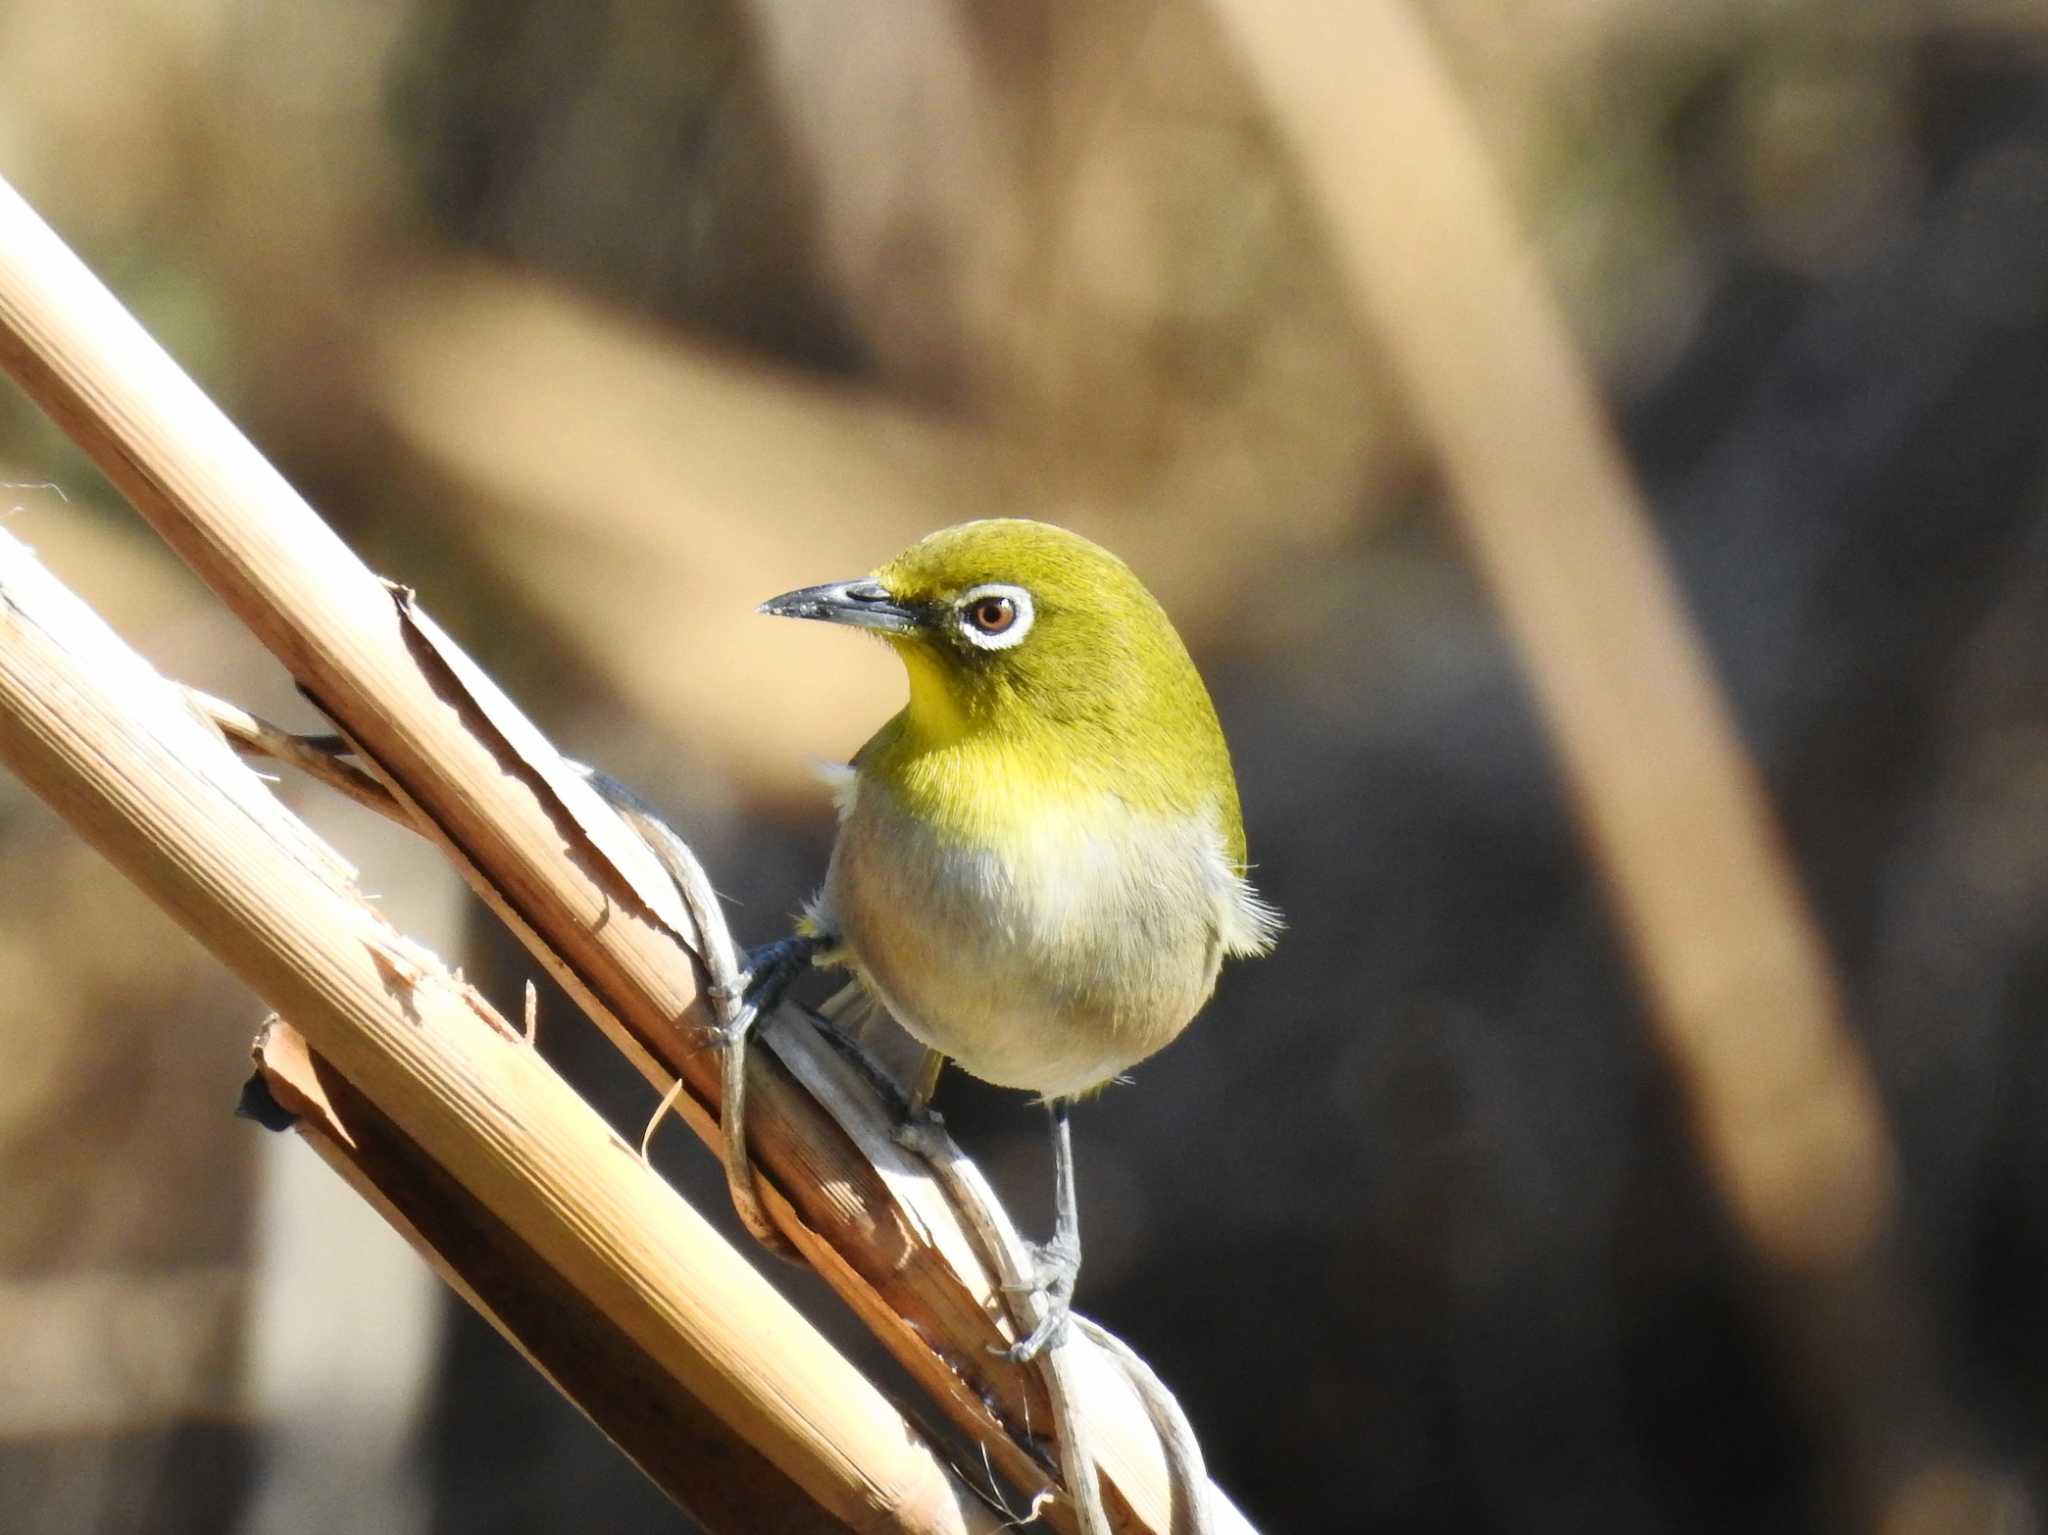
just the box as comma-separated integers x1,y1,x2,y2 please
2,1,2047,1530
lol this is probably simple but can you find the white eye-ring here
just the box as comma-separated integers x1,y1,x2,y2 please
955,583,1035,650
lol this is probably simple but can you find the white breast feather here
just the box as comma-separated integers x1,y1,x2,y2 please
813,775,1280,1097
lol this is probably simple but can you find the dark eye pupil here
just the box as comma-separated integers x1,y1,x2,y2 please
972,598,1015,633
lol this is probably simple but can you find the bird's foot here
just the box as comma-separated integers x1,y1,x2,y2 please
715,934,823,1041
888,1100,949,1157
999,1232,1080,1362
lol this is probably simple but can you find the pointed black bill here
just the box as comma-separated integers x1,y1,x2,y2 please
758,578,922,635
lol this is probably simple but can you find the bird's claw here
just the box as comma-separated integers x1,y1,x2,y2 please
714,935,822,1047
888,1101,948,1158
738,935,821,1015
997,1234,1080,1362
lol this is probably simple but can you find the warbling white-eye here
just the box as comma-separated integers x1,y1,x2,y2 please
751,518,1279,1356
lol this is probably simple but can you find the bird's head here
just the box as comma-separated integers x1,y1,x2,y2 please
759,518,1218,757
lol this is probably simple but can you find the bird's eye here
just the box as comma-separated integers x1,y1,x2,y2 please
955,584,1035,650
969,596,1016,634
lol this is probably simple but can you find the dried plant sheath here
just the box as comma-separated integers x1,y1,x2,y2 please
0,530,996,1534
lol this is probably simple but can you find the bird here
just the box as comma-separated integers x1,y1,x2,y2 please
750,517,1279,1357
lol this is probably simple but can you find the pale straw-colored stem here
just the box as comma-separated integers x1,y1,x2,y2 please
0,169,1232,1533
0,529,997,1534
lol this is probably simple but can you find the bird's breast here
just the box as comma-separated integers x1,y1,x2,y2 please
816,770,1237,1098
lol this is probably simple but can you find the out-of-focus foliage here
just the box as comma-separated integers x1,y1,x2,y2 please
3,3,2048,1533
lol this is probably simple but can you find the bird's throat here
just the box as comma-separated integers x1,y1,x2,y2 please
869,649,1077,849
894,640,977,749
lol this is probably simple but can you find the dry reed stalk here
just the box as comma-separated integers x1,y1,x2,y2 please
0,528,995,1534
0,171,1225,1533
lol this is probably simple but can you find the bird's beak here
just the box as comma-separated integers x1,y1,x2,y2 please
757,578,923,635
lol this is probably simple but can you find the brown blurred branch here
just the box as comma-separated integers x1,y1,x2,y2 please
0,172,1229,1533
1211,0,1977,1524
0,528,992,1534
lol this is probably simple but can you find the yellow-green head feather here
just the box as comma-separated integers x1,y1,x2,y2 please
770,519,1252,869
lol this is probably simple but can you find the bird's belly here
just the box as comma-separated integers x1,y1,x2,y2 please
819,787,1227,1099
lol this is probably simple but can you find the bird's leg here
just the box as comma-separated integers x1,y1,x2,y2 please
883,1061,1078,1356
736,932,828,1026
907,1047,947,1122
888,1080,1080,1361
1004,1098,1080,1362
870,1046,949,1143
